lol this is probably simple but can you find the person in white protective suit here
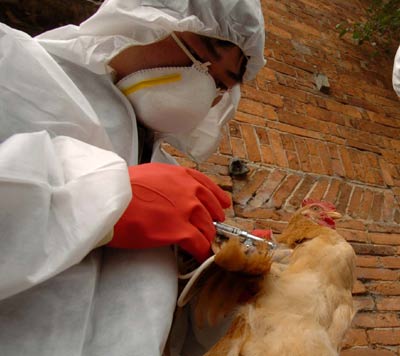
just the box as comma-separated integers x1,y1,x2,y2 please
0,1,265,355
393,45,400,97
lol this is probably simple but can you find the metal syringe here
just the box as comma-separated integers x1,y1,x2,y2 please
213,222,276,249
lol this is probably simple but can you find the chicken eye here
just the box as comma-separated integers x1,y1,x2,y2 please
311,206,320,211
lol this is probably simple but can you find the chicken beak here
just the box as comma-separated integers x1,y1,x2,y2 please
327,211,342,219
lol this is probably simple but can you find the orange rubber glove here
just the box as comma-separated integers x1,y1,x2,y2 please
109,163,231,262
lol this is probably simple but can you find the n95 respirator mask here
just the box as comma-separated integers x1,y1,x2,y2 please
116,64,217,134
116,32,224,134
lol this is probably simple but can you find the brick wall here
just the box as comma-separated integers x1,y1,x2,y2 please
172,0,400,354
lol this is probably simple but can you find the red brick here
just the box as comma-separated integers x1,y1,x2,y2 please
288,175,317,208
376,297,400,311
337,219,366,231
351,243,396,256
174,156,196,169
356,256,381,268
255,127,270,145
265,22,292,40
368,328,400,345
324,179,341,204
337,183,353,216
367,110,400,128
282,17,321,37
249,169,286,208
318,141,334,175
233,169,270,206
382,191,395,223
231,137,246,159
308,177,330,201
332,159,346,177
348,187,364,217
354,296,375,311
370,192,384,221
260,144,275,165
229,121,241,138
379,159,395,187
352,163,365,182
241,85,284,108
328,143,340,159
380,257,400,269
199,162,229,176
257,66,277,82
270,83,309,104
342,329,369,348
235,111,266,126
353,312,400,328
325,99,363,119
355,267,399,281
348,148,361,165
281,134,296,151
268,130,288,167
235,206,281,220
369,233,400,246
266,59,297,77
205,154,231,166
341,348,397,356
241,124,261,162
286,150,301,171
309,155,324,174
268,174,302,209
218,125,232,155
279,111,330,134
339,147,356,180
358,190,374,220
206,173,232,191
267,120,323,141
238,98,266,117
367,282,400,296
340,230,369,243
356,113,400,139
353,280,367,294
293,136,312,172
305,104,346,126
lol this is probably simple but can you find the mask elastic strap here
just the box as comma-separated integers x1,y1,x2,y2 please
171,32,211,73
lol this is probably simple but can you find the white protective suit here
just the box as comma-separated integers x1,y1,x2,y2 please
393,45,400,97
0,1,265,355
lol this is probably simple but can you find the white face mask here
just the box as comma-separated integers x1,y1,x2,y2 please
116,33,220,134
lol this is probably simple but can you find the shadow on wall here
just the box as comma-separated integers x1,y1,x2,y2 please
0,0,102,36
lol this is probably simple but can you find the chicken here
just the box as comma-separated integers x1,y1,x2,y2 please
203,199,356,356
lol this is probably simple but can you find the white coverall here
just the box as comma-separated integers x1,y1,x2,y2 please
0,1,265,355
393,45,400,96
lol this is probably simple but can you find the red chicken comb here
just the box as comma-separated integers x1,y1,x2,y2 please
302,198,336,211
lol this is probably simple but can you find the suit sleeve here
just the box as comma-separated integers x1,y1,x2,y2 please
0,131,132,300
393,45,400,97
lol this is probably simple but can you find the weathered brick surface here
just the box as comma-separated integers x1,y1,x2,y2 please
174,0,400,353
